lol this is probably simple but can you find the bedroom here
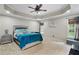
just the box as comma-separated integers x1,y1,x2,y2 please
0,4,79,55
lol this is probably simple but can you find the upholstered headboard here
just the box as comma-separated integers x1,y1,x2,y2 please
13,25,28,36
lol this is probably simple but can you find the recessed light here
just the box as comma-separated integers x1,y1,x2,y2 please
6,10,10,14
66,10,70,13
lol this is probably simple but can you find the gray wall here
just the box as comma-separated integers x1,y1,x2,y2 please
0,16,68,43
0,16,39,39
41,18,68,42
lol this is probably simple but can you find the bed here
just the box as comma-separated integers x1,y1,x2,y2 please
13,25,43,50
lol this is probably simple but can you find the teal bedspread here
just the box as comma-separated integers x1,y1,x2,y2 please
15,32,43,49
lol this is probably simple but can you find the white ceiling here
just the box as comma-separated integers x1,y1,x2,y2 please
4,4,70,19
70,4,79,12
0,4,79,21
6,4,67,15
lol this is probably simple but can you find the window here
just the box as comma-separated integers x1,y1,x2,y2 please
68,20,76,39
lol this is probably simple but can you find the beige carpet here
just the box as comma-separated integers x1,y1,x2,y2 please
0,39,71,55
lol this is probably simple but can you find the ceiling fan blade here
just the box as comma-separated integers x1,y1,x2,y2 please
39,9,47,11
38,4,42,8
35,4,42,10
28,6,35,9
43,10,47,11
35,4,38,8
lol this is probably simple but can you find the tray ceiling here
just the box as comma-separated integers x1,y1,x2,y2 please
4,4,70,19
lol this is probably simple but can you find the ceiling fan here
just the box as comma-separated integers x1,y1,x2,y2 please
28,4,47,13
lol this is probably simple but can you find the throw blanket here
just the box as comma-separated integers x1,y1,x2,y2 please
15,32,43,49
